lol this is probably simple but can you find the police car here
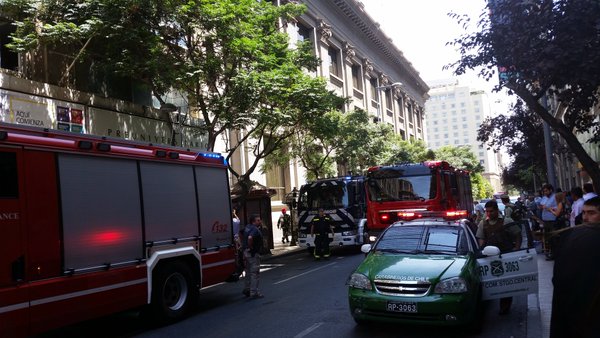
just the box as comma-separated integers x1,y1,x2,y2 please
347,212,538,327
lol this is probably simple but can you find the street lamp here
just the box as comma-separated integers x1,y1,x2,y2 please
375,82,403,123
160,103,188,147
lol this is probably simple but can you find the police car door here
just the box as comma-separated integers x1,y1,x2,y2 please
477,248,539,300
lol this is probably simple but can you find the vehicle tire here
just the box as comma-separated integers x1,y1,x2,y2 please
151,261,198,324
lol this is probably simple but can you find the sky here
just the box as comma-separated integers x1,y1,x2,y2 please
360,0,495,91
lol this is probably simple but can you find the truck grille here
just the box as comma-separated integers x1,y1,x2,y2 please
373,279,431,297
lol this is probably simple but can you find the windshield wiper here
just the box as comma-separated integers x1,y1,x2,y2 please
376,248,418,254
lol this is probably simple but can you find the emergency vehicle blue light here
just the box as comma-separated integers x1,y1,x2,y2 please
345,176,352,180
199,152,223,159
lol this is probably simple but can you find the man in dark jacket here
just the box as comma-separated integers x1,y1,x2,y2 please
310,208,335,260
241,214,264,299
551,197,600,338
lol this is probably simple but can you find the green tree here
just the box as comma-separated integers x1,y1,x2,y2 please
385,139,435,164
448,0,600,193
334,111,397,175
2,0,344,198
478,99,547,192
433,145,491,200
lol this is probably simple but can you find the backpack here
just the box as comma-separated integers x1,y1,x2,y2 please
507,204,524,221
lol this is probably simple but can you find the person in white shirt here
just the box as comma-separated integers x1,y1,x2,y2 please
582,183,597,201
570,187,585,227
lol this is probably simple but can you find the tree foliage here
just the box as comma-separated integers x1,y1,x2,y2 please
1,0,345,199
385,139,435,165
478,99,547,191
447,0,600,192
434,145,484,174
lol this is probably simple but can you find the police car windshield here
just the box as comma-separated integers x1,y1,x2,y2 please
375,225,464,254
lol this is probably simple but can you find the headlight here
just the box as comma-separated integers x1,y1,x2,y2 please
347,273,372,290
434,277,468,294
342,230,356,236
298,233,307,238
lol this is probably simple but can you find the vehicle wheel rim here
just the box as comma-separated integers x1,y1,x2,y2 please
163,273,188,311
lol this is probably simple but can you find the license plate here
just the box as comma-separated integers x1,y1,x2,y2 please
386,301,418,313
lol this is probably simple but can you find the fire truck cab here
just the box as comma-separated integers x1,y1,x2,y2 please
0,123,235,337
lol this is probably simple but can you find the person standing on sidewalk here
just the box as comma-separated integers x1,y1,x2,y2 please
277,208,292,243
550,197,600,338
241,214,264,299
310,208,335,260
539,183,558,260
476,200,522,315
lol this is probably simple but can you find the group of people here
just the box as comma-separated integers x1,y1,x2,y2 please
473,182,600,337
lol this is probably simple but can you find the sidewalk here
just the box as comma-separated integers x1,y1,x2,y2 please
527,251,554,338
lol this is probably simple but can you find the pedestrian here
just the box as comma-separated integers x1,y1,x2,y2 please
473,200,484,224
582,196,600,223
476,200,522,315
241,214,264,299
569,187,584,227
582,182,598,201
500,194,516,222
550,197,600,338
277,208,292,243
232,209,244,278
310,208,335,260
539,183,558,260
549,191,568,229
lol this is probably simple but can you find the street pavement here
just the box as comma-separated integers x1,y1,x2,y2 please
268,217,555,338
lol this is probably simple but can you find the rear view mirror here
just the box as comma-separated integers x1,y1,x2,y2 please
361,244,372,253
482,246,501,256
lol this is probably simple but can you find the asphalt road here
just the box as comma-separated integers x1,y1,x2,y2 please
35,247,529,338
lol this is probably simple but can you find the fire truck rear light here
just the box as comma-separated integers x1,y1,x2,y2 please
380,214,389,221
154,150,167,158
77,140,93,150
96,143,111,151
0,131,7,141
446,210,468,218
168,151,179,159
398,212,415,217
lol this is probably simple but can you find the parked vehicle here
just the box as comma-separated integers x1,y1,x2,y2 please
0,123,236,337
297,176,367,252
347,212,538,327
365,161,473,242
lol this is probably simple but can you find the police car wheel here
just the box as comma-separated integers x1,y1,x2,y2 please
151,262,198,323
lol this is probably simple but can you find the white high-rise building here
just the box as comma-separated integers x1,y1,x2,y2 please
425,79,503,193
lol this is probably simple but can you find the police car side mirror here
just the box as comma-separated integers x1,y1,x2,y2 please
481,246,501,256
361,244,372,254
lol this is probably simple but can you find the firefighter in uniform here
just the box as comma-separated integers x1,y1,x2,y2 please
310,208,335,260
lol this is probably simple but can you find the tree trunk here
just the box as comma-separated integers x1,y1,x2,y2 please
515,87,600,193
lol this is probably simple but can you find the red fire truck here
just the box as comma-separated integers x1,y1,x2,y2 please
0,123,236,337
365,161,474,241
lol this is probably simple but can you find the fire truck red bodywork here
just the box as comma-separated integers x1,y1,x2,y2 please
365,161,474,240
0,124,235,337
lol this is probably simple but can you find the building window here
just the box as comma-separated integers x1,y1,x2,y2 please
328,47,341,77
297,22,311,42
370,79,379,107
351,65,363,91
385,90,392,111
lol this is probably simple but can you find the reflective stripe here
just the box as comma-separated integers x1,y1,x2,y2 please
202,258,235,269
30,278,147,306
0,278,147,315
0,301,28,314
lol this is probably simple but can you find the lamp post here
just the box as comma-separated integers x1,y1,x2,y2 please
375,82,403,123
160,103,188,147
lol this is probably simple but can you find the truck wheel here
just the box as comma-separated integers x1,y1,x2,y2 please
151,262,198,324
